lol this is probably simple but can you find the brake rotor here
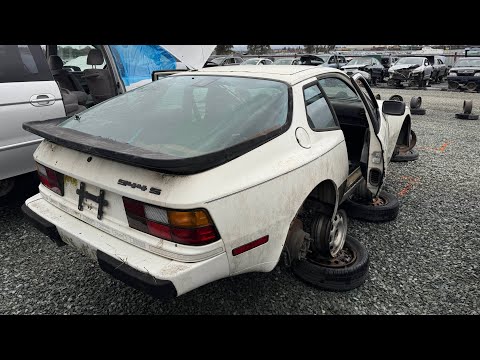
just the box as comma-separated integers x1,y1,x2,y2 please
309,245,357,268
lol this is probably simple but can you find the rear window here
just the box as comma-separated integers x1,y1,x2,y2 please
60,75,289,158
0,45,53,83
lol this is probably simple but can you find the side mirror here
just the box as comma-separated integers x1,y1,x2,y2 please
382,100,406,116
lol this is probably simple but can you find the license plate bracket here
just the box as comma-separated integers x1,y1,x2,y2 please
76,181,108,220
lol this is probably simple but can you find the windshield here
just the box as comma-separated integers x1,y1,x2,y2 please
242,58,260,65
274,58,293,65
395,57,424,65
318,56,330,62
348,58,373,66
211,57,225,64
60,75,289,158
454,59,480,67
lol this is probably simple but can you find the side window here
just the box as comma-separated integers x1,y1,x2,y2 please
438,59,444,65
328,56,336,64
424,59,429,66
318,77,360,101
0,45,53,83
58,45,105,71
235,58,243,64
303,83,337,130
373,58,381,65
338,56,346,63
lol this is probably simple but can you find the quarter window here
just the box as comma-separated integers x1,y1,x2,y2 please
303,84,337,130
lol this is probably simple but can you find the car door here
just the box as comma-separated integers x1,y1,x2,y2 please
372,58,383,79
351,73,388,195
424,58,433,78
0,45,66,181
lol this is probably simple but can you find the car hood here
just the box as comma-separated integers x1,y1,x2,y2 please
161,45,216,70
450,66,480,72
342,64,368,70
390,64,421,71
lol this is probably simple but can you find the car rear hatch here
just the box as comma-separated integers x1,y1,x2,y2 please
32,139,226,263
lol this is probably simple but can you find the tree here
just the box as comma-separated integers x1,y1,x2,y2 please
303,45,336,53
247,45,272,55
214,45,234,55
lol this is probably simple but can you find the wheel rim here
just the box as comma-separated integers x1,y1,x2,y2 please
350,194,389,207
309,242,357,268
328,210,347,257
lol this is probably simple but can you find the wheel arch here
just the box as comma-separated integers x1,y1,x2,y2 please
396,114,412,148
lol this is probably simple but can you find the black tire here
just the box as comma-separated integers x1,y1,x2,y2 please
389,94,403,102
342,190,400,223
391,148,419,162
448,81,459,90
455,113,479,120
410,96,422,109
463,100,473,114
292,235,369,292
411,108,426,115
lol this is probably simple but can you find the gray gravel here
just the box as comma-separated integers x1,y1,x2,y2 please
1,89,479,314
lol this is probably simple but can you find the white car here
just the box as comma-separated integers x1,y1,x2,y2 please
273,58,300,65
241,57,274,65
22,65,413,299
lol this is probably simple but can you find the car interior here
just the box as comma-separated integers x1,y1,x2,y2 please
318,78,371,175
45,45,118,112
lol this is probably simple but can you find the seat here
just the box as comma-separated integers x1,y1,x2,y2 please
83,49,116,104
60,87,86,117
48,55,88,106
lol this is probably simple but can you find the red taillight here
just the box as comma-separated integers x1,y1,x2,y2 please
122,197,220,246
36,163,64,196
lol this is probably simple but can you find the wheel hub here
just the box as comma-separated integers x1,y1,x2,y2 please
310,245,357,268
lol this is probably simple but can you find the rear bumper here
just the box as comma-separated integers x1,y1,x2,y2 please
23,194,230,298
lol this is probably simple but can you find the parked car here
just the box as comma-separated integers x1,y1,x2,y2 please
447,57,480,91
274,57,300,65
298,54,325,66
387,56,433,87
317,54,348,69
0,44,214,198
342,57,385,84
204,56,244,67
22,65,413,299
429,56,448,82
241,58,274,65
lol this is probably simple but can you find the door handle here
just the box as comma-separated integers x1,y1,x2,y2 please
30,94,55,106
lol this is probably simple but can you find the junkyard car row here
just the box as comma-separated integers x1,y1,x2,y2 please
1,44,472,302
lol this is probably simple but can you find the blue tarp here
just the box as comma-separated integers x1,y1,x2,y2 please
109,45,177,86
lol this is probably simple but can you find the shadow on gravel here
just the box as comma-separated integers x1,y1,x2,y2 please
0,172,40,211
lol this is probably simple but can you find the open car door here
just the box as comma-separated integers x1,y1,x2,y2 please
350,73,389,196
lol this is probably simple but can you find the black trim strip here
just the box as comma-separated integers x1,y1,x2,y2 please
21,203,65,247
97,250,177,300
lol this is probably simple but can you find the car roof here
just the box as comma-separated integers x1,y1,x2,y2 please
192,65,345,85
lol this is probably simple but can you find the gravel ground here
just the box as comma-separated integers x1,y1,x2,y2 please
1,89,479,315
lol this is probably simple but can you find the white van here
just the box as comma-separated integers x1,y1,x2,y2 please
0,45,214,197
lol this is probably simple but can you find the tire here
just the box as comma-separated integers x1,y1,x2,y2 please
0,178,15,198
455,113,479,120
342,190,400,223
410,96,422,109
411,108,426,115
391,148,419,162
448,81,459,90
389,94,403,102
463,100,473,114
292,235,369,292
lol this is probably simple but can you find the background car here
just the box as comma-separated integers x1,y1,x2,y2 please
204,56,244,67
241,58,274,65
273,57,300,65
298,54,325,66
317,54,348,68
342,57,385,84
447,57,480,91
388,56,433,87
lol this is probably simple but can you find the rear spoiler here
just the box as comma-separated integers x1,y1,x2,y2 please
151,69,190,81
